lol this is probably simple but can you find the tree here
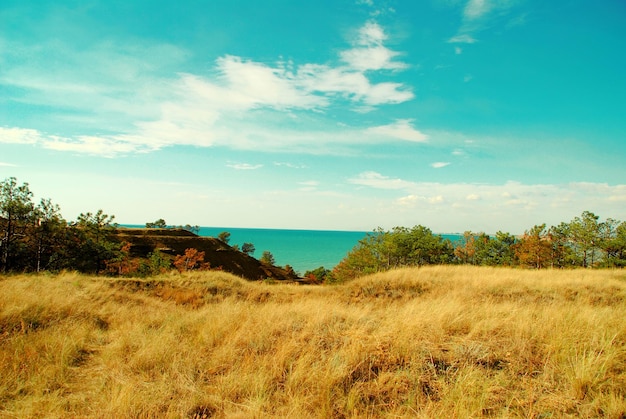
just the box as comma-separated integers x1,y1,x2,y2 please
611,222,626,267
260,250,276,265
515,224,552,269
0,177,35,272
105,242,140,276
72,210,119,274
332,238,381,281
332,225,454,281
218,231,231,244
454,231,477,265
472,231,517,266
140,250,171,276
304,266,331,282
598,219,626,267
548,222,576,268
241,242,255,256
174,248,206,272
184,224,200,235
146,219,167,228
568,211,601,267
31,198,67,272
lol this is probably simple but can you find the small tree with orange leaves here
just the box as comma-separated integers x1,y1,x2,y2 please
515,224,552,269
174,248,209,272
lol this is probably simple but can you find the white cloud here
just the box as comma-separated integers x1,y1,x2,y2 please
226,163,263,170
216,55,325,110
448,0,520,46
42,135,143,157
366,120,428,142
448,34,477,44
274,162,307,169
348,171,417,190
357,21,387,46
431,162,451,168
464,0,491,20
341,45,407,72
0,127,43,144
0,162,18,167
2,20,415,157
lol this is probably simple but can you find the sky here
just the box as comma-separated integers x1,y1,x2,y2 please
1,0,625,233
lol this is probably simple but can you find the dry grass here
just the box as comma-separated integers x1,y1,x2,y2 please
1,266,625,418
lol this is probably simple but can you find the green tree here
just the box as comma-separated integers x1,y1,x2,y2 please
332,237,381,281
473,231,517,266
72,210,119,274
547,222,576,268
598,219,626,267
260,250,276,265
218,231,231,244
146,219,167,228
568,211,601,267
332,225,453,281
31,198,67,272
0,177,35,272
304,266,331,282
241,242,255,256
140,250,172,276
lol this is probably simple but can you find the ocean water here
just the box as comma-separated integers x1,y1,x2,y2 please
198,227,367,274
199,227,463,274
124,224,461,274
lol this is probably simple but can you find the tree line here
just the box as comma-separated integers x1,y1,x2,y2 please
3,176,625,279
0,177,120,273
0,177,283,276
328,212,626,282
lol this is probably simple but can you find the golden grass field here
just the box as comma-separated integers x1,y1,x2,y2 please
1,266,625,418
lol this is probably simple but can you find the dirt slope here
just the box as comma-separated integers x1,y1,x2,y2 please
114,227,298,281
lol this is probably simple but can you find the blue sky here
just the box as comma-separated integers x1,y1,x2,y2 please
1,0,625,233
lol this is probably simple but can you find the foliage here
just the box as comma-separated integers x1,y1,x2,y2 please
70,210,119,274
145,218,167,228
217,231,231,244
260,250,276,265
142,250,172,275
174,248,208,272
332,225,454,282
241,242,255,256
514,224,553,269
304,266,331,282
0,177,36,272
2,176,626,276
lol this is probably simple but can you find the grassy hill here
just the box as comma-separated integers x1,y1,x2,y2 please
114,227,297,281
1,266,625,418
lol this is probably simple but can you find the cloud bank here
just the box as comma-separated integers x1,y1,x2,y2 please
1,21,415,157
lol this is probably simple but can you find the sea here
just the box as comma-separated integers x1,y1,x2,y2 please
124,225,461,274
198,227,462,274
198,227,367,274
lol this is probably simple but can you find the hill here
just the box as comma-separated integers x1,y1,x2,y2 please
113,227,297,281
1,266,625,417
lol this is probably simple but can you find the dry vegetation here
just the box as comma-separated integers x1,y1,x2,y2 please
1,266,625,418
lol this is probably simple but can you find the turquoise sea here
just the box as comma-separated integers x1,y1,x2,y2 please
198,227,462,274
198,227,367,274
125,225,461,274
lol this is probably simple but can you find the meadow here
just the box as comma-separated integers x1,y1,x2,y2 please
1,266,625,418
